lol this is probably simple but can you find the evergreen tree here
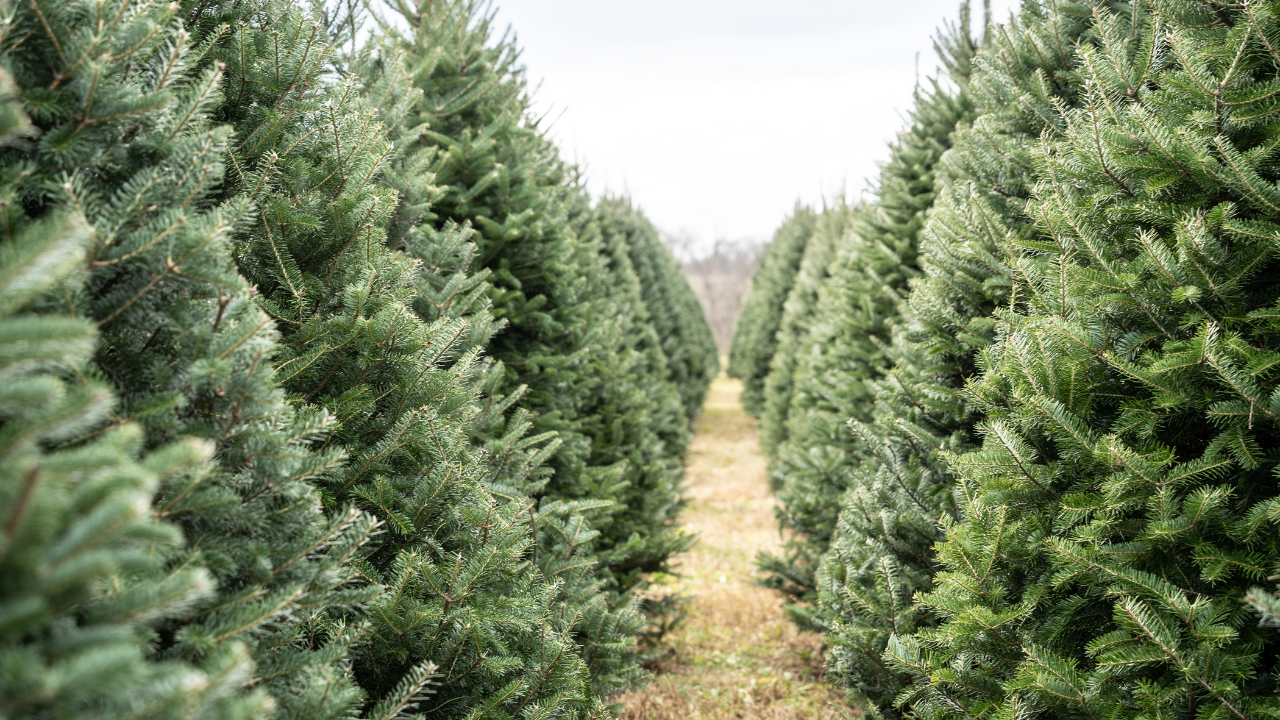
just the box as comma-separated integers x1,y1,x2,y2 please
2,0,377,715
585,195,694,594
758,29,977,621
599,196,718,422
728,206,816,418
753,201,865,608
375,0,696,601
376,0,600,500
198,1,607,714
0,192,259,719
353,40,649,700
758,202,851,459
814,3,1113,716
892,3,1280,718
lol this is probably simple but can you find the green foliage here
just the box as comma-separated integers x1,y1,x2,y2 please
759,61,976,621
206,1,609,714
0,0,713,711
728,207,816,417
356,37,650,701
0,206,261,720
598,196,717,423
585,196,695,592
813,3,1108,716
376,0,601,499
2,0,376,715
377,0,698,612
758,203,850,459
892,3,1280,718
1249,583,1280,629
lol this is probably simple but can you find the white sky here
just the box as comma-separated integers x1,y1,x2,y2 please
491,0,1021,253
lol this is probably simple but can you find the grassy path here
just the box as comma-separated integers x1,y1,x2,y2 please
617,377,851,719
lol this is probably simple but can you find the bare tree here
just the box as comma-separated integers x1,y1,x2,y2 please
669,233,763,357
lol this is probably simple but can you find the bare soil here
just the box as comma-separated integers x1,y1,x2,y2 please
616,376,853,720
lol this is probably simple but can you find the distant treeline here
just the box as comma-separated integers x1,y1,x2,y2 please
678,236,762,356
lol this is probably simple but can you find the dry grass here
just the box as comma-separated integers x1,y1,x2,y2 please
615,377,854,720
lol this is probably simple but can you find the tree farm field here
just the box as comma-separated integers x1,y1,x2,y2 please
617,376,853,719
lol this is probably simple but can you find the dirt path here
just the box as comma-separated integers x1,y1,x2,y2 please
617,377,851,719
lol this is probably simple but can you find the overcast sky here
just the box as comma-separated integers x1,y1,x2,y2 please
489,0,1021,253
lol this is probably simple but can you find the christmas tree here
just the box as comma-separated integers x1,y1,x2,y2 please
759,18,978,623
817,2,1105,714
728,207,817,418
758,203,850,458
584,195,695,595
0,152,259,719
351,37,651,701
375,0,697,604
598,196,718,422
2,0,376,715
2,0,716,712
203,1,606,714
892,2,1280,718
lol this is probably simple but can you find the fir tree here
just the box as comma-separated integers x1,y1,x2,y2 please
758,30,977,622
205,2,605,713
375,0,600,500
375,0,697,603
2,0,377,715
585,195,694,594
352,40,649,700
893,3,1280,718
728,206,817,418
814,3,1112,716
599,195,718,422
0,199,260,719
758,203,851,459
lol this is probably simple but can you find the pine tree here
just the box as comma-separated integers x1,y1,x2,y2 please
375,0,697,603
892,3,1280,718
0,189,259,719
206,2,606,713
728,206,817,418
2,0,377,715
352,39,649,700
599,196,718,422
758,203,851,459
585,195,695,594
813,3,1114,716
758,30,978,623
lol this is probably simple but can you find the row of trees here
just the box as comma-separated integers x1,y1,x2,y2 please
0,0,717,716
731,1,1280,718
